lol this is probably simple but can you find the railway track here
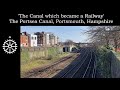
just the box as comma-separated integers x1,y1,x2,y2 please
53,47,97,78
43,48,86,78
25,52,80,78
82,51,95,78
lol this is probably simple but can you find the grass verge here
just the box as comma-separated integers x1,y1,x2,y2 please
21,52,71,77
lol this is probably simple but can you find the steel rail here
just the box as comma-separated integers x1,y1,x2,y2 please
91,51,97,78
70,49,90,78
60,47,89,78
82,50,93,78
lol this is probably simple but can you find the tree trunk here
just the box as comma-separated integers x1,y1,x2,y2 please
106,36,109,48
114,38,118,52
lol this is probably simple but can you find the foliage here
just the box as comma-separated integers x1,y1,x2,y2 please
21,51,71,78
21,51,30,64
86,26,120,52
64,39,74,45
47,55,53,60
104,45,113,50
96,46,111,78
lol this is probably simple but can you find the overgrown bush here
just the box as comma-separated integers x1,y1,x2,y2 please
104,45,113,50
47,55,53,60
96,46,111,78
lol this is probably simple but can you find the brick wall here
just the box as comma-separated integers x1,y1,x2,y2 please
20,35,29,47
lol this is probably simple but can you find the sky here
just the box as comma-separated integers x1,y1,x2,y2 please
21,26,89,43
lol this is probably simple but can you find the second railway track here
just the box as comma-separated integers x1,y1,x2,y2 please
53,47,97,78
